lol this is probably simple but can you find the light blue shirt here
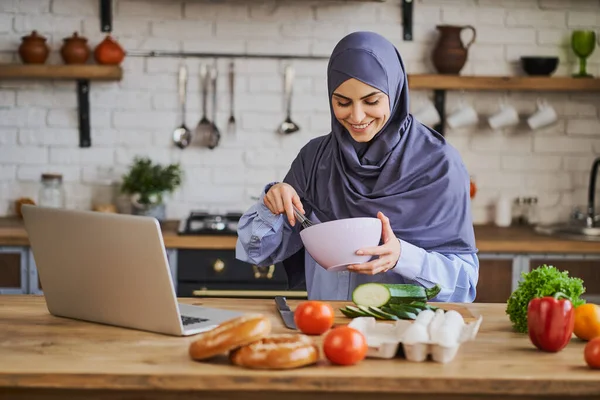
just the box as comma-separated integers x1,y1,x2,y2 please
236,189,479,303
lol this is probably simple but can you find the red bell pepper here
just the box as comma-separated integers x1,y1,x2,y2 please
527,292,575,352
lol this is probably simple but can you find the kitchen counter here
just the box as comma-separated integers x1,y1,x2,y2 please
1,295,599,399
0,217,236,250
1,216,599,253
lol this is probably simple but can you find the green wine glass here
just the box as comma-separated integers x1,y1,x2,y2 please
571,30,596,78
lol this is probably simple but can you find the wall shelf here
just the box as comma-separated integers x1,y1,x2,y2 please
406,74,600,135
0,64,122,80
407,74,600,92
0,64,122,148
1,63,598,144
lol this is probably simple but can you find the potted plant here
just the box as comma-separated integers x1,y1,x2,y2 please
120,156,183,220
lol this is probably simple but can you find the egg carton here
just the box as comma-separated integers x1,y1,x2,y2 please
348,313,483,363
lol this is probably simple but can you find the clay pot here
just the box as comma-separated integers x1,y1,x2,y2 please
18,30,50,64
60,32,91,64
432,25,476,75
94,35,126,65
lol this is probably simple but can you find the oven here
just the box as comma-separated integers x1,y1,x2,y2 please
175,211,307,299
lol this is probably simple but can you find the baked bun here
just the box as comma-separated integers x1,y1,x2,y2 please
229,334,319,369
189,314,271,361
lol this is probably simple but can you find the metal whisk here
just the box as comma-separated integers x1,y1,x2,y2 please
293,205,314,229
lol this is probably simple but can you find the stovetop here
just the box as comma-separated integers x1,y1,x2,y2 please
177,210,243,236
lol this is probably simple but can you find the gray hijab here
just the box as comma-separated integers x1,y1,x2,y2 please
282,31,476,287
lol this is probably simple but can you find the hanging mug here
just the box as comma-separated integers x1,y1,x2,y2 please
527,99,557,130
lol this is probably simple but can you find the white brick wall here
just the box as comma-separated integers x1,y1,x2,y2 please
0,0,599,223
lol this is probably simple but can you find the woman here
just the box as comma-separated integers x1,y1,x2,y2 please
236,31,479,302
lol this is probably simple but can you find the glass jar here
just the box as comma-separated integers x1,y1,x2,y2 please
38,173,65,208
528,197,539,225
512,197,523,225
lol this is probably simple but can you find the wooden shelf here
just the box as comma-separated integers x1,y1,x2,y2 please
2,67,596,91
0,64,123,148
408,74,600,92
0,64,122,81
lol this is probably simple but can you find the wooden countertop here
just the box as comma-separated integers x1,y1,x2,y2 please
1,296,599,400
1,216,599,254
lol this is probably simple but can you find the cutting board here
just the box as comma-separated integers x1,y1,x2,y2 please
332,302,479,325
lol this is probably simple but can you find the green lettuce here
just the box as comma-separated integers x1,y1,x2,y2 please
505,264,586,333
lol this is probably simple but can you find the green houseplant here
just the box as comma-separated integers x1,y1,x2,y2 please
120,157,183,220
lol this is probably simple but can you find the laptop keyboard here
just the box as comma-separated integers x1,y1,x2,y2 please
181,315,209,326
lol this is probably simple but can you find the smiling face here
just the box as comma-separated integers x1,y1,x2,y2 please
331,78,391,143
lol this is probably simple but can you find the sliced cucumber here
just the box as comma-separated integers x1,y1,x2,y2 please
352,283,442,308
346,305,367,315
356,305,385,319
388,303,423,315
367,306,399,320
352,283,393,307
340,307,362,318
409,301,440,312
340,305,398,320
381,283,441,301
382,306,417,320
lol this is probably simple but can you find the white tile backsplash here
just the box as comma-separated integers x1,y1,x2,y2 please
0,0,598,223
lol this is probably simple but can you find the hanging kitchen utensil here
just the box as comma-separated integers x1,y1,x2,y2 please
207,65,221,149
227,61,237,137
278,64,300,135
172,63,191,149
193,63,212,147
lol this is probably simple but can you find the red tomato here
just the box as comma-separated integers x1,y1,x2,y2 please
323,326,367,366
293,301,334,335
584,337,600,369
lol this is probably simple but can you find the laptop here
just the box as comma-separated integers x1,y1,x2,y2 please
21,205,244,336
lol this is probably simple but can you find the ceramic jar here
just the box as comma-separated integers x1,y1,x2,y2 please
18,30,50,64
432,25,477,75
94,35,126,65
60,32,91,64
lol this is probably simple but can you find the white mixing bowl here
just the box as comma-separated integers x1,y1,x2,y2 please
299,217,382,272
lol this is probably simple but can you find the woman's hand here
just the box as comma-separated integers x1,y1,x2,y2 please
348,211,401,275
264,183,305,227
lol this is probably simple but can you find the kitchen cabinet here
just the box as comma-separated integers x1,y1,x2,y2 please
0,247,28,294
26,249,43,295
476,253,600,304
529,257,600,303
176,249,297,297
2,216,599,301
475,258,513,303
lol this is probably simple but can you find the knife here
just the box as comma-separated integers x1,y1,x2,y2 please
275,296,296,330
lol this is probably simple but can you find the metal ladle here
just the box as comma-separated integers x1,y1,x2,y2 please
278,64,300,135
172,64,191,149
193,64,212,147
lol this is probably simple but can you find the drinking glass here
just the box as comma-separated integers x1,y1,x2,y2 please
571,30,596,78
